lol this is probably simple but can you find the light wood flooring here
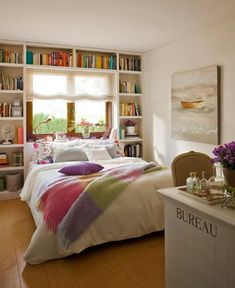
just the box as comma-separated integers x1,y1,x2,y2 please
0,199,165,288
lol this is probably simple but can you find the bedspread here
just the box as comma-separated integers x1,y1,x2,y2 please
37,162,156,249
21,157,173,264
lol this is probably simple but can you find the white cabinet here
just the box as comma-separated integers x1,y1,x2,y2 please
157,187,235,288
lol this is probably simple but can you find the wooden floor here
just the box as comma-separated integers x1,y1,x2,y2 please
0,199,165,288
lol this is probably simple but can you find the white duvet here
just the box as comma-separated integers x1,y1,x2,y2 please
21,157,172,264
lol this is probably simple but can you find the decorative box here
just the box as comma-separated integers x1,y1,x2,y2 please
12,106,23,117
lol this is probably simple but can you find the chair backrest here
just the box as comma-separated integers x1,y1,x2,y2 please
171,151,213,187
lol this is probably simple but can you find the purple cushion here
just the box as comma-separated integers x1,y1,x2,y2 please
58,162,104,176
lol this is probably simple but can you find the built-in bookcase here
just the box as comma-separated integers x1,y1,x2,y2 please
117,53,143,158
0,42,25,199
0,40,144,199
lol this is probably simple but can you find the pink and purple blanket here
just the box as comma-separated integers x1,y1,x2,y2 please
37,162,156,249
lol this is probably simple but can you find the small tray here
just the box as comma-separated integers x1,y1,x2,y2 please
178,187,226,205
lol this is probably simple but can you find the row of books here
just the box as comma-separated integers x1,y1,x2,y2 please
26,51,73,67
0,74,23,90
120,102,140,116
77,53,116,70
119,80,141,94
0,49,23,64
124,143,142,158
119,57,141,71
0,103,14,117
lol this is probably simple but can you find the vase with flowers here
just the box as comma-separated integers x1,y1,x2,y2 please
212,141,235,207
124,119,136,135
77,119,93,139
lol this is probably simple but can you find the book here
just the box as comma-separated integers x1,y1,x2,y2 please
17,127,23,144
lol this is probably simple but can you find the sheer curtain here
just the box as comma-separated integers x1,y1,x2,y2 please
26,69,114,101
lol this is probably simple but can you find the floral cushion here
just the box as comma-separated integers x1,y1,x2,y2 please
33,141,54,164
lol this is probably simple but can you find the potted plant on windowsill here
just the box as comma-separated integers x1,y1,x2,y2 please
124,119,136,135
77,119,93,139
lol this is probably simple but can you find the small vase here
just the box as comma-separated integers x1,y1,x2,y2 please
223,168,235,188
81,126,90,139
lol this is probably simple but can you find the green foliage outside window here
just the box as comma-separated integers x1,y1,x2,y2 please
33,113,67,134
33,113,106,134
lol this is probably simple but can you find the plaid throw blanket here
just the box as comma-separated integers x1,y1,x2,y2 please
37,162,157,249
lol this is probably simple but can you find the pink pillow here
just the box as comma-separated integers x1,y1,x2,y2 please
58,162,104,176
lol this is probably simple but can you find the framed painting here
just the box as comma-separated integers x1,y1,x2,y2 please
171,66,220,145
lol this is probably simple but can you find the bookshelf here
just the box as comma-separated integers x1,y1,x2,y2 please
118,53,144,158
0,40,145,199
0,41,25,199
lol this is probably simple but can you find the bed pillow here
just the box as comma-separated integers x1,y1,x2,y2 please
84,147,112,161
33,141,54,164
53,147,88,163
59,162,104,176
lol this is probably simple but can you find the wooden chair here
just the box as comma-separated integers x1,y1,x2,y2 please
171,151,213,187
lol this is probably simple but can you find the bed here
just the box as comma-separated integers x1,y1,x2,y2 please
21,155,172,265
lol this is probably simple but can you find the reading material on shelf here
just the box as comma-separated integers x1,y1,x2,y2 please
119,80,141,94
0,153,8,166
0,48,23,64
26,50,73,66
76,52,116,70
124,143,142,158
0,69,23,90
120,102,140,116
17,127,23,144
119,56,141,71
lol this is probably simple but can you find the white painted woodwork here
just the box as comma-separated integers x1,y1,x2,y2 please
157,187,235,288
0,40,144,199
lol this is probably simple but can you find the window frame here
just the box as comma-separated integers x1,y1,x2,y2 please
26,101,112,141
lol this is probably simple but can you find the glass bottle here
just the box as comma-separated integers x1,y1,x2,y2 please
186,172,194,193
200,171,208,194
208,165,224,194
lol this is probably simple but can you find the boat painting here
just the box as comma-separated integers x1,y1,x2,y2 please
171,66,219,144
181,100,205,109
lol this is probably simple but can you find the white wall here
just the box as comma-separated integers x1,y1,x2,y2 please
144,16,235,166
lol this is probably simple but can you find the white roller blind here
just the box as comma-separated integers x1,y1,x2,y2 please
27,69,114,100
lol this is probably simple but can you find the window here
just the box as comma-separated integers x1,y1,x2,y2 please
26,70,113,140
75,100,106,133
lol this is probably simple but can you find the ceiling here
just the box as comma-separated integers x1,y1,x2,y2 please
1,0,235,52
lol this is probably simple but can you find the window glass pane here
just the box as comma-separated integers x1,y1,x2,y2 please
74,75,110,97
75,100,106,132
32,74,67,95
33,99,67,134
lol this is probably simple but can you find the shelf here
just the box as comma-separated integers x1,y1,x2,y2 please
0,166,24,171
0,190,21,201
0,90,24,94
0,144,24,148
120,137,143,143
119,93,143,97
0,63,24,68
25,64,116,74
119,70,142,75
119,116,143,119
0,117,24,120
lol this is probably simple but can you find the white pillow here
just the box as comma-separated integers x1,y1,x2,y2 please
53,146,88,162
85,147,112,161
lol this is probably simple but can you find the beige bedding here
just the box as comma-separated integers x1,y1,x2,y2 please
21,157,172,264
